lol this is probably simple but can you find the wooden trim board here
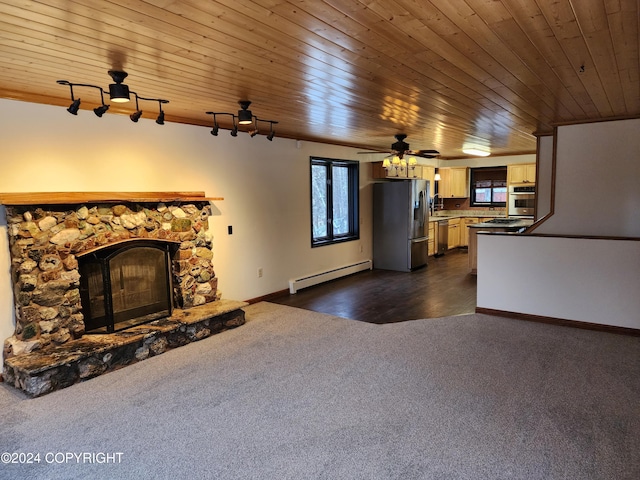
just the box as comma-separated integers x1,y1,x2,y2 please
0,191,223,205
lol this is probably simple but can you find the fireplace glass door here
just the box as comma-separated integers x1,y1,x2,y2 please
80,242,173,333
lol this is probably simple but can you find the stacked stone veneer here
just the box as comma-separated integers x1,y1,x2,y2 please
3,201,220,360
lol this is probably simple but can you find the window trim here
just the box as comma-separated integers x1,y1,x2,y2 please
310,157,360,247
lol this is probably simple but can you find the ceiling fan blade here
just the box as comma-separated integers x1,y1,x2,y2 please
357,151,391,155
414,152,438,159
413,149,440,155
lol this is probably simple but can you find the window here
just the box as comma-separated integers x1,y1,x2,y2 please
470,167,507,207
310,157,359,247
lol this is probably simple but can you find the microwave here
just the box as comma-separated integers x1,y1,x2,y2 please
508,184,535,217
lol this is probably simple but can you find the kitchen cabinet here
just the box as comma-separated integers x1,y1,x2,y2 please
407,165,423,179
428,221,436,256
447,218,461,249
460,217,479,246
438,167,469,197
422,165,436,196
508,163,536,184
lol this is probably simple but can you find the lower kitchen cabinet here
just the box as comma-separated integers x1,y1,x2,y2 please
447,218,460,249
460,217,478,246
428,221,436,256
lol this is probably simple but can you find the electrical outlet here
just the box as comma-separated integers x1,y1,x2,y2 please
257,268,263,278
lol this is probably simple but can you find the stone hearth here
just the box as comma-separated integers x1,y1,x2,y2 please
3,299,247,397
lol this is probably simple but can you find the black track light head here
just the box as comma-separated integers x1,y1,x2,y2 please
130,110,143,122
93,104,109,117
230,115,238,136
266,121,276,141
210,125,219,136
156,110,165,125
67,98,81,115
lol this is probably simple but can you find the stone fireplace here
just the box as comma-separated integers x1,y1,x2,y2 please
1,192,246,396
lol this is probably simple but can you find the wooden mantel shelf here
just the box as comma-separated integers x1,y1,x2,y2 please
0,191,223,206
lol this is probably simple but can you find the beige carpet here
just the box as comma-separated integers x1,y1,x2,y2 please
1,302,639,479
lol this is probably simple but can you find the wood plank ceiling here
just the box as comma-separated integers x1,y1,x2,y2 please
0,0,637,159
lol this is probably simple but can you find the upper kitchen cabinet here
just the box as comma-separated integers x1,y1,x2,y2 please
407,165,423,180
438,167,469,198
422,165,436,197
508,163,536,184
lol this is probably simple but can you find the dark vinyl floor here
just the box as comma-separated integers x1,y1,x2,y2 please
270,248,476,324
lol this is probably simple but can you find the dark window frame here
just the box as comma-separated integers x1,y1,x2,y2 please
310,157,360,247
469,166,507,207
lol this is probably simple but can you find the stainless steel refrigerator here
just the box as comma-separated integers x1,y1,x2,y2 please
373,179,430,272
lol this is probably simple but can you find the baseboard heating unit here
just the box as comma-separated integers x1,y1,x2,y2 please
288,260,372,294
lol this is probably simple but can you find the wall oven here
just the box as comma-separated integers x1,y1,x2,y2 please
508,184,535,218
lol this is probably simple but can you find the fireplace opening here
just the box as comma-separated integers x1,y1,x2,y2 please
78,240,177,333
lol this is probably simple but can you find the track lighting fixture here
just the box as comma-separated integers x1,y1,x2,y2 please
206,112,240,137
93,103,109,117
130,110,143,122
257,119,277,141
92,87,109,117
237,100,253,125
57,71,169,124
230,117,238,137
129,93,142,122
107,70,130,103
209,113,219,136
67,97,81,115
206,101,278,140
249,117,259,138
155,100,167,125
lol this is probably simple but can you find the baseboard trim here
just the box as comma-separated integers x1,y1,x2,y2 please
245,289,290,305
476,307,640,336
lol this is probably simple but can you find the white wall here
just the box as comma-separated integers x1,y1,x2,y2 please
477,234,640,329
535,118,640,237
535,135,553,220
478,118,640,327
0,99,375,350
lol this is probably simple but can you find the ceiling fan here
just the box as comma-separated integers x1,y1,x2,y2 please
359,134,440,159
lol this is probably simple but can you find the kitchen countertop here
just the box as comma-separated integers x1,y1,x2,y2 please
468,218,534,232
428,214,534,231
428,213,506,222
